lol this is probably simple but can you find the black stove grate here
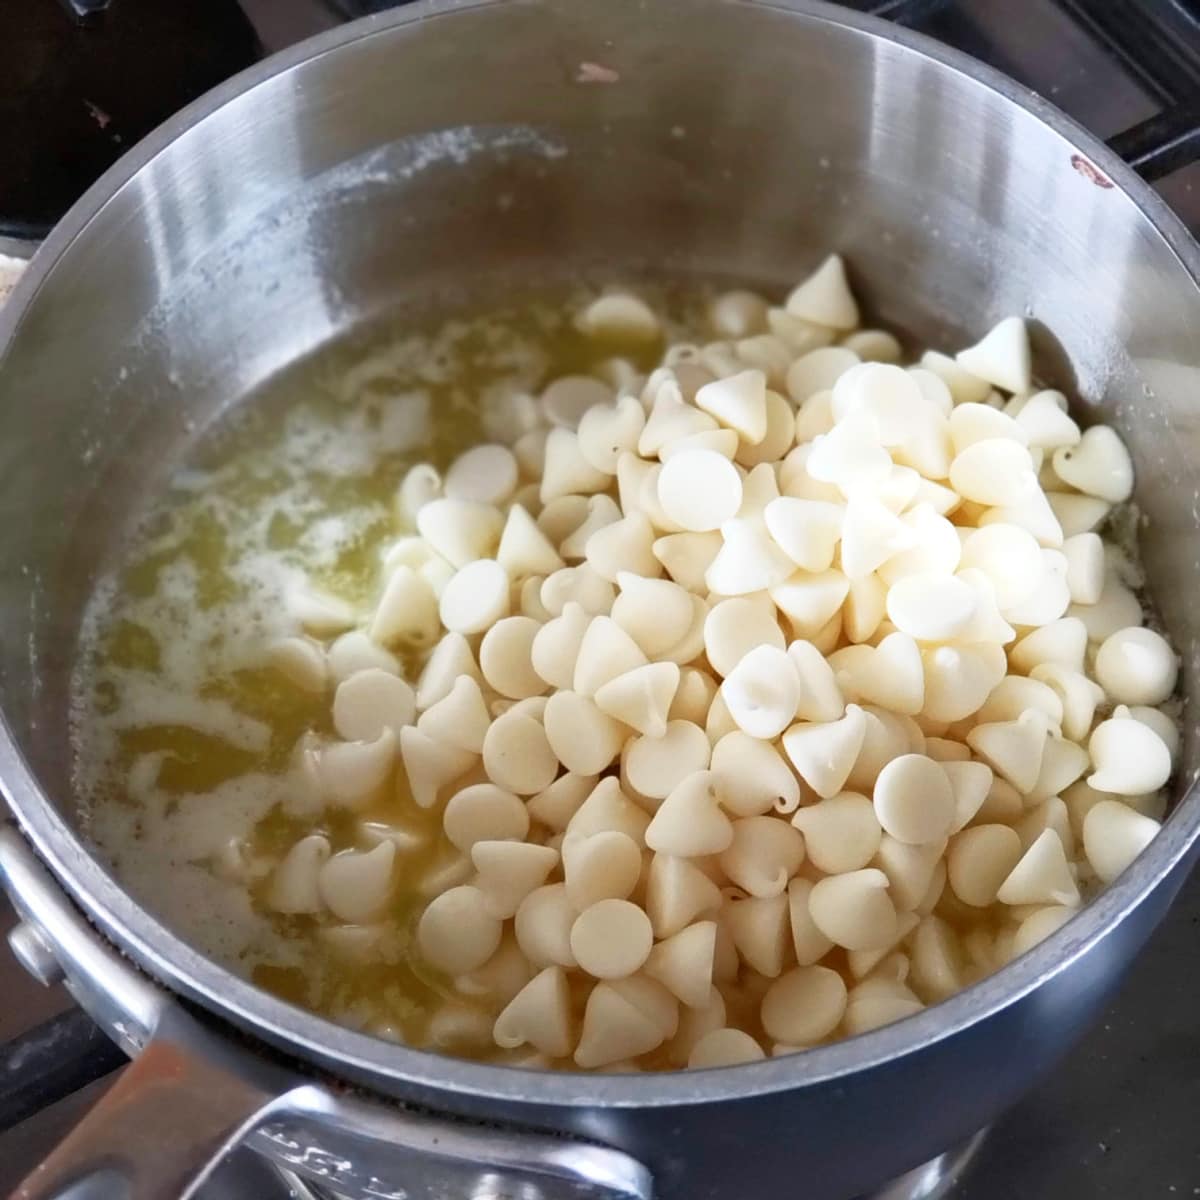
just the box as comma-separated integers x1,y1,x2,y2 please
0,1010,124,1136
842,0,1200,181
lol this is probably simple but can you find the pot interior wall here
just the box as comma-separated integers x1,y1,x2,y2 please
1,0,1197,826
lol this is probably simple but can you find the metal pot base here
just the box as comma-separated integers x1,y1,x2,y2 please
267,1129,989,1200
862,1130,988,1200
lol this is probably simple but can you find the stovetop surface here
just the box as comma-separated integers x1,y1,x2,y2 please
2,0,1199,1197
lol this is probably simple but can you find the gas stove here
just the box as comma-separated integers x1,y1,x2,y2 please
2,2,1199,1198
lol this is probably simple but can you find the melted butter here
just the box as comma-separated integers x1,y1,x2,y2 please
72,285,699,1055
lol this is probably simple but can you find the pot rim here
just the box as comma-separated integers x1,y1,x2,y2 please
1,0,1197,1111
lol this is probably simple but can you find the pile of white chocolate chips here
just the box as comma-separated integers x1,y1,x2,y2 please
265,257,1179,1071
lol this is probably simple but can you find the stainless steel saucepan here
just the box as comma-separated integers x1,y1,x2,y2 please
1,2,1197,1197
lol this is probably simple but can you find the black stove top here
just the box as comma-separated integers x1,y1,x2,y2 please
1,2,1199,1198
5,0,1200,238
0,0,261,240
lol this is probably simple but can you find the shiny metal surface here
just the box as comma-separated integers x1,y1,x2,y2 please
870,1131,989,1200
0,1,1198,1198
7,922,65,990
0,829,653,1200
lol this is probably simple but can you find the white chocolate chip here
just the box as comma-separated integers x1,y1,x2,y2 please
954,317,1031,394
497,504,564,580
785,254,859,330
577,394,646,472
705,513,795,595
718,815,805,898
949,402,1028,453
1083,800,1161,884
400,726,476,809
493,966,574,1058
625,721,712,801
318,842,396,924
540,428,611,503
563,831,642,910
808,868,898,952
996,829,1080,907
482,712,559,796
443,783,530,854
645,770,732,856
695,370,769,443
657,449,744,532
268,637,328,694
586,511,661,580
710,290,769,339
787,349,863,406
761,965,847,1045
611,572,694,656
445,444,519,505
396,463,442,526
593,662,680,738
577,293,661,342
885,573,977,642
573,616,648,697
472,841,559,920
417,498,504,567
645,853,722,940
567,777,651,845
480,616,546,700
873,754,956,845
844,329,902,364
418,885,504,975
946,824,1022,907
1051,426,1133,503
328,631,400,684
710,732,801,817
370,566,440,649
1011,905,1075,959
575,983,665,1069
949,439,1036,507
1087,717,1171,795
763,497,843,572
333,669,416,742
1015,391,1081,449
967,712,1049,794
541,375,613,431
688,1027,765,1068
1047,492,1111,539
920,350,991,405
725,892,791,977
527,602,588,691
791,792,882,875
268,835,331,913
318,729,396,809
644,921,718,1009
782,705,867,799
570,899,654,979
439,559,511,634
704,595,786,676
1094,626,1178,706
720,645,802,739
543,690,627,775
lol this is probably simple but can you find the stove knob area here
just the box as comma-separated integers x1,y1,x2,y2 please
7,920,65,988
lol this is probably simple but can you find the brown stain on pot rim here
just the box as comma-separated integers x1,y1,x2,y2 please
1071,153,1115,188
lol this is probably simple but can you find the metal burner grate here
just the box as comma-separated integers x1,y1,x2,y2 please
843,0,1200,182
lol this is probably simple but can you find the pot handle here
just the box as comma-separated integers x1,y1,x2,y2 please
9,1028,299,1200
0,824,310,1200
0,826,654,1200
